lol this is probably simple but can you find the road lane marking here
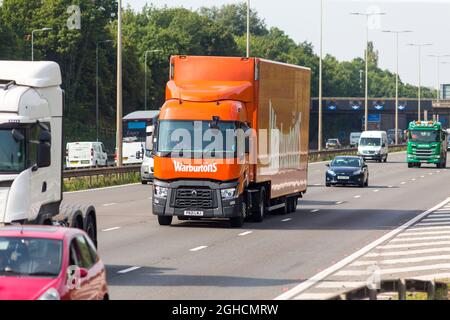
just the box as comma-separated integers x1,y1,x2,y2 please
373,190,380,193
408,225,450,232
294,293,334,300
411,178,416,181
422,217,450,222
420,175,425,178
358,255,450,266
274,197,450,300
366,247,450,257
190,246,208,252
117,266,141,274
398,229,450,237
416,221,450,227
335,201,344,205
401,182,406,185
391,235,450,242
66,183,141,194
336,263,450,277
102,227,121,232
281,218,292,222
103,203,118,207
310,209,320,213
238,231,253,236
428,214,450,218
379,240,450,250
316,281,363,289
354,195,361,199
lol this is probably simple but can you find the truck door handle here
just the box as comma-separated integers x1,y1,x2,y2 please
42,182,47,193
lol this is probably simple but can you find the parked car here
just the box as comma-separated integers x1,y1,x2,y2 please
326,156,369,188
0,226,109,300
66,142,108,169
326,138,342,150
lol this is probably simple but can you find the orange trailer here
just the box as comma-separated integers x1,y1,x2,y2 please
152,56,311,227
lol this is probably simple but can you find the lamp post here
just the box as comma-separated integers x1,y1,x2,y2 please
318,0,324,151
96,40,114,142
144,50,163,111
428,54,450,102
246,0,250,58
116,0,123,166
382,30,412,145
407,43,433,121
31,28,52,61
351,11,386,131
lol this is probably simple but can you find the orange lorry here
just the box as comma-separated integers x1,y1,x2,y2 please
152,55,311,227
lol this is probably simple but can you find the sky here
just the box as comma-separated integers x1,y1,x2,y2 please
123,0,450,91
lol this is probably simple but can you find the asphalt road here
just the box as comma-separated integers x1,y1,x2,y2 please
63,152,450,300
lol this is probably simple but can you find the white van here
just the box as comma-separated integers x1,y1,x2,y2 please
350,132,362,147
66,142,108,169
357,131,389,163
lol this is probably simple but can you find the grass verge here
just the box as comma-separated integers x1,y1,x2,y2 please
63,172,141,192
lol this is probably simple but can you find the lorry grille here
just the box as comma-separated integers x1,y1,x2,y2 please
415,149,434,157
174,188,216,209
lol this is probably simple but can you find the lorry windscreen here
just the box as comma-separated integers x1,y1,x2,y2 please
359,138,381,147
409,130,439,143
0,129,26,173
157,120,238,157
123,121,147,143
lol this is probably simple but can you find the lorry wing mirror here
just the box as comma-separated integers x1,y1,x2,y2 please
11,129,25,142
37,131,51,168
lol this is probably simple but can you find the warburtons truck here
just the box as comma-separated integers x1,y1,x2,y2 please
0,61,98,244
152,56,311,227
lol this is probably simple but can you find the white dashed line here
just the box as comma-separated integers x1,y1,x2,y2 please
238,231,253,236
190,246,208,252
354,195,361,199
373,190,380,193
411,179,416,181
103,203,118,207
117,266,141,274
336,201,344,205
310,209,320,213
102,227,121,232
282,218,292,222
401,182,406,185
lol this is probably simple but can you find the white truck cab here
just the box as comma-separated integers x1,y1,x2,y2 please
358,131,389,163
0,61,97,244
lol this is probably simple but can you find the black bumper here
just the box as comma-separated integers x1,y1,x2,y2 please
152,180,241,218
326,174,365,185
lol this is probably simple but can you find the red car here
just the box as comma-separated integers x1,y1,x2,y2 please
0,226,109,300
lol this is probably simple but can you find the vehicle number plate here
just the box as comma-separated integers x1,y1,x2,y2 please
184,210,204,217
337,176,350,180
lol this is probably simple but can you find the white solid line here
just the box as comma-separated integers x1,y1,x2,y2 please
238,231,253,236
117,266,141,274
316,281,363,289
391,235,450,242
416,221,450,227
366,247,450,258
65,183,140,194
379,240,450,250
336,263,450,277
281,218,292,222
103,203,118,207
274,197,450,300
310,209,320,213
397,229,450,237
190,246,208,252
102,227,121,232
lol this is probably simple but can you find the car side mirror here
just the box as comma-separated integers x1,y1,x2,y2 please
326,163,330,167
36,131,51,168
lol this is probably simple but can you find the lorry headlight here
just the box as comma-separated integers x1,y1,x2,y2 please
154,186,168,198
38,288,60,300
221,188,237,200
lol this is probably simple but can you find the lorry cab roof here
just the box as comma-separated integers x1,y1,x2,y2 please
0,61,62,88
124,110,160,120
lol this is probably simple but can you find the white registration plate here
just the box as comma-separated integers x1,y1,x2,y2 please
184,210,204,217
337,176,350,180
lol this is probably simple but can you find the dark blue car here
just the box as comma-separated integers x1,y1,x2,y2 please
326,156,369,188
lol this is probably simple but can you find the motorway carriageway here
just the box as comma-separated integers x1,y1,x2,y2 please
63,152,450,300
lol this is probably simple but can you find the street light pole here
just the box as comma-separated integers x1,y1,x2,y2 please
144,50,163,111
318,0,323,151
96,40,113,142
116,0,123,166
428,54,450,102
351,11,386,131
31,28,52,61
408,43,432,121
382,30,412,145
246,0,250,58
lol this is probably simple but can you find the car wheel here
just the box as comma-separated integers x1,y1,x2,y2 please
158,216,173,226
142,180,148,185
326,183,331,187
252,188,267,223
383,156,388,163
365,177,369,187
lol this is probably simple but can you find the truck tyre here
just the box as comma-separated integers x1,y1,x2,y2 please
408,163,413,168
158,216,173,226
383,155,388,163
230,198,246,228
252,188,267,223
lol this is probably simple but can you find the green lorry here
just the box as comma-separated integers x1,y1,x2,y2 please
407,121,448,168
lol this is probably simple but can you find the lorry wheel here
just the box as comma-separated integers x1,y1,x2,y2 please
408,163,413,168
230,199,246,228
252,188,267,223
158,216,173,226
383,156,388,163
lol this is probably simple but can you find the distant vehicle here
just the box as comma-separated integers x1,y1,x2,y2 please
66,142,108,169
349,132,362,147
141,125,156,184
0,226,109,300
357,131,389,163
326,156,369,188
121,111,160,165
407,121,448,168
387,129,403,145
326,138,342,150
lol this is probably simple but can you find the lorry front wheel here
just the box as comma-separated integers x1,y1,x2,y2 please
158,216,173,226
252,188,267,223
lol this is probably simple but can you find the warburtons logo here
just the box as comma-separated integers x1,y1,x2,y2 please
174,161,218,173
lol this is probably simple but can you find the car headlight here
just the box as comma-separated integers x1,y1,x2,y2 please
221,188,237,200
154,186,168,198
38,288,60,300
327,170,336,176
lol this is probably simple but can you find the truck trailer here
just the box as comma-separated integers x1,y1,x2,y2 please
152,56,311,227
0,61,98,244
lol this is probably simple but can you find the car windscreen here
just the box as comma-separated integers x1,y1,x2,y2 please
0,237,63,278
359,138,381,147
409,130,439,143
331,158,361,168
